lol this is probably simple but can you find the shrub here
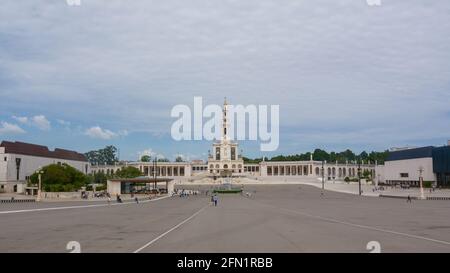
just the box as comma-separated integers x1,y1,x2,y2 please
30,163,86,192
95,185,107,191
115,166,142,178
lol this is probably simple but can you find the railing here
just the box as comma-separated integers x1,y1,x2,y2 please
1,199,36,203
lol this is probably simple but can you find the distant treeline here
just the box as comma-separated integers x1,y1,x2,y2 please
243,149,389,164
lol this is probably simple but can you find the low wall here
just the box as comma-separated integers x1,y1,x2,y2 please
41,191,92,199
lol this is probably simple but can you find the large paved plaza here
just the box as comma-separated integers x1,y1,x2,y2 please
1,185,450,253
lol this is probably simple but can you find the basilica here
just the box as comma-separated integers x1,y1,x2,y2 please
91,99,376,183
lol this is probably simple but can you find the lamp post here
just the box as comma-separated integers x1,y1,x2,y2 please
153,157,158,190
358,160,362,195
36,169,44,202
321,160,325,191
418,166,425,200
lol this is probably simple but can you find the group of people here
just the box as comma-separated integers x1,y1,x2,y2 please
106,188,220,206
81,192,89,199
372,186,385,192
176,189,199,197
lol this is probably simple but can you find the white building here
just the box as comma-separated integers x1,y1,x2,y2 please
377,145,450,187
0,141,89,193
376,146,435,186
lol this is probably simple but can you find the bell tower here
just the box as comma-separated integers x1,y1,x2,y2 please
207,98,244,176
222,97,230,142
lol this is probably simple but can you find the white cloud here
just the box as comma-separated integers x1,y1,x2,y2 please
11,115,51,131
57,119,71,127
174,153,189,161
138,148,165,160
84,126,118,140
0,122,26,135
174,153,185,159
1,1,450,153
173,153,204,161
12,116,28,124
31,115,51,130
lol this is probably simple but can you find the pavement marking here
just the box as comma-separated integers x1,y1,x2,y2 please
133,203,209,253
0,195,171,215
252,199,450,247
282,208,450,246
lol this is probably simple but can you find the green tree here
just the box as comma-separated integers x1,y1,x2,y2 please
242,149,387,164
86,172,108,184
157,158,170,162
313,149,329,161
30,164,87,192
359,151,369,162
367,150,389,164
141,155,151,162
115,166,142,178
85,145,118,165
362,169,372,179
175,156,184,162
339,149,356,162
243,157,263,164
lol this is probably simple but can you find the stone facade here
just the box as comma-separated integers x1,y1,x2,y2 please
207,98,244,175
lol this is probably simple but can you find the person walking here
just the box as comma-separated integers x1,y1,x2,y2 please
213,194,218,207
407,195,412,203
135,196,139,204
107,196,111,205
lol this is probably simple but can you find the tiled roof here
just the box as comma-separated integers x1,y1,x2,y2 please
0,141,87,162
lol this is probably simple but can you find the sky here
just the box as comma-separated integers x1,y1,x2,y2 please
1,0,450,161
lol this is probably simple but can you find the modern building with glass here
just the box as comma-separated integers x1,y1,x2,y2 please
433,145,450,187
379,142,450,187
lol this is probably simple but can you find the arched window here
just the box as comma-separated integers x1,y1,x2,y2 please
223,164,228,169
